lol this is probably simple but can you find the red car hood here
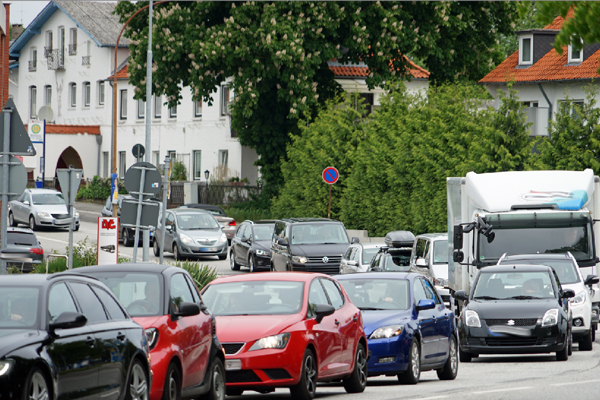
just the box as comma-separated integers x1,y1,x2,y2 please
216,314,302,343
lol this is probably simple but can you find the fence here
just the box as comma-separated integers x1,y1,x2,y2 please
156,181,261,207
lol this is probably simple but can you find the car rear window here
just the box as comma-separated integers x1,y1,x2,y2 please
6,232,37,246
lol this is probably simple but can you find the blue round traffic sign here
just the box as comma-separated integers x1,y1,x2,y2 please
322,167,339,184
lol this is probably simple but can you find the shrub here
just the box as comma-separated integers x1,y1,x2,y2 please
77,176,127,201
170,261,218,290
171,160,188,181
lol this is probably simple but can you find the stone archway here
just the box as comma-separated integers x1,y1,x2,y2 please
54,146,83,191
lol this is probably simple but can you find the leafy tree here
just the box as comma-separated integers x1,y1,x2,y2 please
170,160,188,181
271,94,366,218
497,2,546,59
533,85,600,173
115,1,517,199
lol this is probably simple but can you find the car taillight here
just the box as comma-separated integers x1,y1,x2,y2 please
228,220,236,226
30,248,43,255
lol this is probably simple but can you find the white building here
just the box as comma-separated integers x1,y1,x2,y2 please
9,1,429,187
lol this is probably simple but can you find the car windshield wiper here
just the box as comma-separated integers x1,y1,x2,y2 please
359,307,387,311
507,295,543,300
473,296,500,300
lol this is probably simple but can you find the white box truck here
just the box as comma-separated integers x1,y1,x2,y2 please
447,169,600,330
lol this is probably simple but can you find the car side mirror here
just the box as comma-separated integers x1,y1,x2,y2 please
369,267,382,272
585,275,599,286
561,289,576,299
49,312,87,331
416,258,428,268
347,260,358,267
173,302,200,318
452,290,468,301
23,200,30,206
278,237,289,246
243,237,251,243
416,299,436,311
315,304,335,324
198,302,209,314
351,237,360,244
166,225,173,231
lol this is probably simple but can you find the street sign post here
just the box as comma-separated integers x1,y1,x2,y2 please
57,167,83,270
322,167,339,219
132,143,145,162
97,217,119,265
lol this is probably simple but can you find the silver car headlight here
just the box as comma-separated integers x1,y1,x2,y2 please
292,256,307,263
180,234,194,245
542,309,559,327
369,325,404,339
465,310,481,328
220,233,227,243
249,333,290,351
74,211,80,218
256,249,270,256
0,360,13,376
569,291,586,306
37,212,51,218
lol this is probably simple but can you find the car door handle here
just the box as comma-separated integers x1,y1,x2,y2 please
117,332,126,341
335,320,340,325
353,315,358,322
86,336,95,347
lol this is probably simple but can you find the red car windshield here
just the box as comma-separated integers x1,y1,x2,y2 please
203,281,305,316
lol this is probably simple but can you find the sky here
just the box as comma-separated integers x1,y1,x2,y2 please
8,1,50,27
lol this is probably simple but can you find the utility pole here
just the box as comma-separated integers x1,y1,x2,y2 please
142,0,154,262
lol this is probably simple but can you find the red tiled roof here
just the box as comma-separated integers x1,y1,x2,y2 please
479,9,600,84
108,64,129,80
330,58,430,79
25,124,101,135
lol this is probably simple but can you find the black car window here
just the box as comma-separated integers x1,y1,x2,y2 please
321,278,344,309
235,224,245,238
274,221,286,240
307,279,330,318
370,253,382,269
171,273,195,309
241,225,250,240
48,282,78,322
91,285,128,320
70,282,108,323
422,279,441,305
413,279,428,303
0,286,40,328
184,274,200,303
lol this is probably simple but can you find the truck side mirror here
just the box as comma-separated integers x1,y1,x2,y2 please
453,225,463,250
453,250,464,263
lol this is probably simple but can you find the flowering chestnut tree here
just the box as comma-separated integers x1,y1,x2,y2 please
116,1,516,197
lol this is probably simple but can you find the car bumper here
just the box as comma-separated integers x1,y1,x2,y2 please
290,262,340,276
253,254,272,269
366,334,411,376
224,347,303,389
458,323,567,354
37,215,80,227
570,300,592,335
179,242,228,256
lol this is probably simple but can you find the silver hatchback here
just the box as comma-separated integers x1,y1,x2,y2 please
8,189,80,231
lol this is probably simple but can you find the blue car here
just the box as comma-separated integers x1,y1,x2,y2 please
336,272,458,384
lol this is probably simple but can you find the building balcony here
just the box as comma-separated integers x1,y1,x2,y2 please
68,44,77,55
82,55,91,66
47,49,65,70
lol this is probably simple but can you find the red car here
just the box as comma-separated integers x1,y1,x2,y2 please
201,272,368,400
76,264,225,400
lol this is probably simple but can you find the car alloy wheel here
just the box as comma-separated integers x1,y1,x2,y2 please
127,361,149,400
25,368,49,400
202,358,225,400
437,336,458,380
249,255,255,273
399,340,420,384
343,342,367,393
229,249,240,271
290,349,317,400
29,215,37,231
174,245,182,261
162,364,181,400
8,211,17,227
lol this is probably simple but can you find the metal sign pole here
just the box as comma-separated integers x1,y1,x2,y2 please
1,110,11,274
132,167,147,262
67,167,74,269
159,156,169,264
328,184,332,219
142,0,154,263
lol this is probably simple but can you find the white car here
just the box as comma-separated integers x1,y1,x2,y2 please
8,189,80,231
498,252,598,350
410,233,450,304
339,242,383,274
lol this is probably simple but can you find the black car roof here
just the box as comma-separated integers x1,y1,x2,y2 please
479,264,554,273
0,273,98,286
279,218,342,224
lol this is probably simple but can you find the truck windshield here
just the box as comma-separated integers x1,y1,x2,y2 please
479,225,593,265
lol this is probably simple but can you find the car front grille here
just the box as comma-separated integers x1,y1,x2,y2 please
292,264,340,275
485,319,538,327
52,213,70,219
226,370,262,383
195,239,217,245
222,343,245,355
306,256,342,264
486,337,540,347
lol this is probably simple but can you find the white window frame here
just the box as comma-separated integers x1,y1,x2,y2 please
45,30,53,51
83,82,91,108
120,90,128,120
568,42,583,63
169,103,177,119
519,34,533,66
221,85,231,116
98,81,105,105
154,95,162,118
137,98,145,119
30,86,37,119
69,28,77,53
69,83,77,108
194,99,202,118
193,150,202,180
30,47,37,71
119,151,127,178
218,150,229,168
44,85,52,106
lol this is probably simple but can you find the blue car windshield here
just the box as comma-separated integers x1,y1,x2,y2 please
339,279,410,310
0,286,40,328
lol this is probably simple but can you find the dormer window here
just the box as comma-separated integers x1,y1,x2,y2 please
568,42,583,63
519,34,533,66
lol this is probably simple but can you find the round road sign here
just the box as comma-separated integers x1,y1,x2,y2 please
322,167,339,184
132,144,145,159
124,162,162,199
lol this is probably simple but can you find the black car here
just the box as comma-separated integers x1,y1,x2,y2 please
454,264,575,362
270,218,358,275
3,228,44,273
230,220,276,272
0,273,151,400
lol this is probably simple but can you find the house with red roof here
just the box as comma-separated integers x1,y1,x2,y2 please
479,12,599,137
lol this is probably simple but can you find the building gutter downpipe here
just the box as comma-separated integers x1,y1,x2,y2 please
538,83,552,139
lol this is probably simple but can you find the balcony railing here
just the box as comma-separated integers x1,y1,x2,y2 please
47,49,65,70
68,44,77,55
43,46,53,58
28,60,37,72
82,55,91,66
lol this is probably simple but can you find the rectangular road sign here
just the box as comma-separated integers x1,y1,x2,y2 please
120,199,160,228
97,217,119,265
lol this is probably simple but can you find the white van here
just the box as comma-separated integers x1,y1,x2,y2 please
410,233,450,304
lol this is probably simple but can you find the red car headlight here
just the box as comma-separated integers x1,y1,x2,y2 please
249,333,290,351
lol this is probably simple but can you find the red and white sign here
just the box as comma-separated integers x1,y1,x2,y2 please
97,217,119,265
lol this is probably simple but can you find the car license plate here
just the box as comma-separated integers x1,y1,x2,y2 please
199,247,212,252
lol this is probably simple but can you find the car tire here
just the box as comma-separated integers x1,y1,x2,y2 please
8,211,17,227
229,249,240,271
556,340,569,361
568,332,573,356
593,327,596,342
29,215,37,231
459,346,472,363
579,328,594,351
125,360,149,400
123,229,134,247
23,367,50,400
398,339,420,384
343,342,367,393
74,223,80,232
154,239,161,257
290,348,318,400
174,244,182,261
162,363,181,400
200,358,225,400
437,336,458,380
249,255,256,273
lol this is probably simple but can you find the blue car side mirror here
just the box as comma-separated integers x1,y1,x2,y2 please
416,299,436,311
